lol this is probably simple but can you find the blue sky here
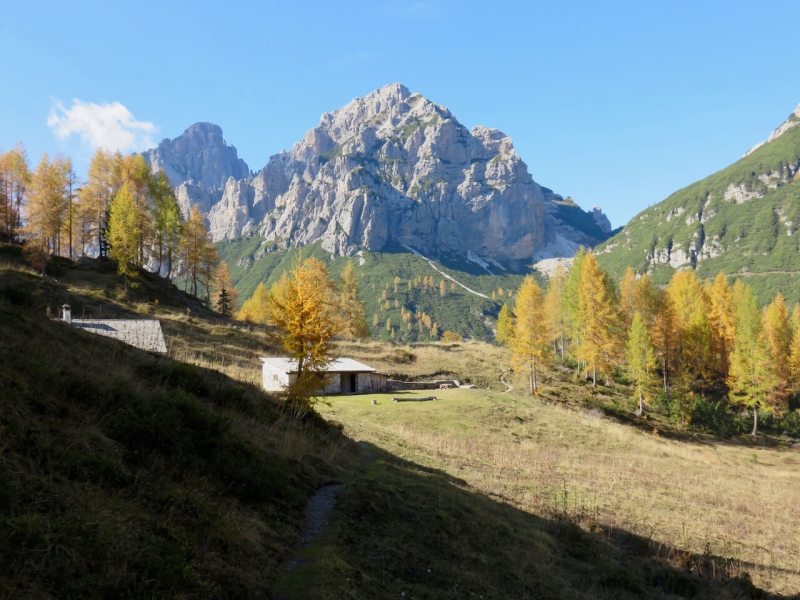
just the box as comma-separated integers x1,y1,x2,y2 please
2,0,799,228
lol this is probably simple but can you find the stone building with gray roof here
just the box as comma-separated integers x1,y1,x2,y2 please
260,356,387,394
61,305,168,353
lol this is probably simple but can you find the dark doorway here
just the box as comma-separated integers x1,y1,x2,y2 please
340,373,357,394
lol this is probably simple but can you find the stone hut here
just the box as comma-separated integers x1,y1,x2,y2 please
61,304,168,353
260,357,388,395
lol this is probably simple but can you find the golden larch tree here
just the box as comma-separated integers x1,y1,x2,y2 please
728,284,779,436
266,257,340,410
626,312,657,415
338,261,370,339
237,283,270,323
544,264,569,359
511,275,551,394
107,184,141,292
576,251,618,387
762,293,792,398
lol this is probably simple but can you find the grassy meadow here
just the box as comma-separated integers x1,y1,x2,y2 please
2,245,799,598
318,389,800,596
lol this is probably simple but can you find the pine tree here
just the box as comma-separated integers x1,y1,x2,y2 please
576,251,618,387
212,261,238,316
728,285,779,436
107,184,141,292
626,312,657,414
511,275,550,394
496,304,514,345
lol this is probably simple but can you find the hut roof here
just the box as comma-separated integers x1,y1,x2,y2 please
259,357,377,374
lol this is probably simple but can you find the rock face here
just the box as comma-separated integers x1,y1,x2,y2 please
143,85,612,265
140,122,251,217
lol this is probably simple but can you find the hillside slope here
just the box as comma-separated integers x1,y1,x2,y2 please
1,246,792,598
216,236,528,342
597,105,800,304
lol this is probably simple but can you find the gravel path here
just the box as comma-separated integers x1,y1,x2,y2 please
287,483,345,572
499,369,513,393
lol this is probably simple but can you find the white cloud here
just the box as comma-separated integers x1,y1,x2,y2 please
47,99,157,153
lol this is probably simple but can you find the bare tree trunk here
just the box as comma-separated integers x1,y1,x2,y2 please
592,362,597,387
529,361,534,395
751,407,758,437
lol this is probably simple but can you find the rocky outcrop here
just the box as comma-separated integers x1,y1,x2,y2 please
141,122,251,218
143,85,613,265
743,104,800,157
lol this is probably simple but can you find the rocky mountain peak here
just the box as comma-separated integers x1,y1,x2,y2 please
143,122,250,191
141,84,614,263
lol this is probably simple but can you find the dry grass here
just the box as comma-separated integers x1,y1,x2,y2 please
319,389,800,595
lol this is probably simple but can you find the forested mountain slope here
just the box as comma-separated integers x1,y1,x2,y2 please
597,105,800,304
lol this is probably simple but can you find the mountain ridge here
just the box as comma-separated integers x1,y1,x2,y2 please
142,83,612,268
596,102,800,304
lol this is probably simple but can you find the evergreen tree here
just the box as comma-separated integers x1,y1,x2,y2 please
212,261,238,316
511,275,550,394
626,312,657,414
728,285,779,436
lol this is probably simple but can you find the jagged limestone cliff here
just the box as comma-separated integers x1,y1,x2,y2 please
143,84,612,267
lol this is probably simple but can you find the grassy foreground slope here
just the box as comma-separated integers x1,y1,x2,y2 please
216,238,528,342
320,389,800,598
596,121,800,305
0,247,357,597
0,245,795,598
